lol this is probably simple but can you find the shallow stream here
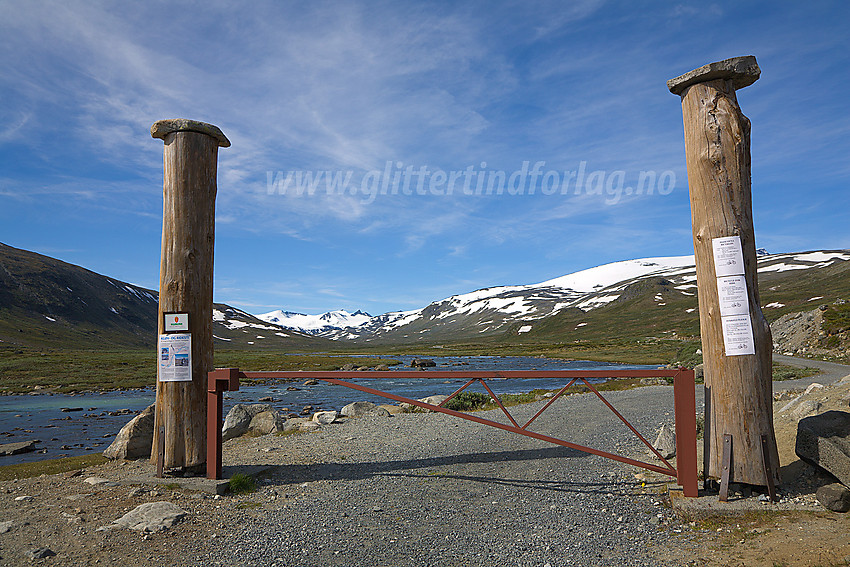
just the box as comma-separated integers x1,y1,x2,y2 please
0,355,655,465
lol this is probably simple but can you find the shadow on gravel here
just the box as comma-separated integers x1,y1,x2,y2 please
258,445,633,495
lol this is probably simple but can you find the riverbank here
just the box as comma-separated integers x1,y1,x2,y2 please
2,377,850,566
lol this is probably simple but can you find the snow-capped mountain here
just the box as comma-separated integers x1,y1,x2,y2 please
257,309,372,335
257,250,850,344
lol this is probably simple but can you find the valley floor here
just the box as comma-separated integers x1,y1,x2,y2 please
3,372,850,566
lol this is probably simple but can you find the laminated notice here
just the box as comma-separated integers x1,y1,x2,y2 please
712,236,745,277
158,333,192,381
716,275,750,316
720,314,755,356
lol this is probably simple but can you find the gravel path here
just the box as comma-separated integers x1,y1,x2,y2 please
180,385,699,567
773,354,850,391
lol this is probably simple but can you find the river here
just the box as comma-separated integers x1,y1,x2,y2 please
0,355,656,466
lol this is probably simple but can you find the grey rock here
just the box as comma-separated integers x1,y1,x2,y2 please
26,547,55,560
0,440,39,456
0,520,13,533
341,401,390,418
84,476,119,487
303,379,319,385
792,400,822,421
282,418,309,433
399,395,449,411
410,358,437,368
796,411,850,486
374,364,390,371
14,495,33,502
312,410,339,425
419,395,449,407
651,424,676,459
112,501,187,533
667,55,760,95
222,404,275,441
103,404,154,460
248,410,286,436
816,483,850,512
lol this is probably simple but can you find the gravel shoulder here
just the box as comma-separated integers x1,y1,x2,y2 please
2,384,848,567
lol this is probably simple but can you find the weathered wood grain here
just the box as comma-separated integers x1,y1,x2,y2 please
675,65,780,486
150,120,228,470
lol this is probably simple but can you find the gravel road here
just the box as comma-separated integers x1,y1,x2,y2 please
180,385,700,567
772,354,850,391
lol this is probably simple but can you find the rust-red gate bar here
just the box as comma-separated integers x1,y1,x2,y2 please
317,376,676,476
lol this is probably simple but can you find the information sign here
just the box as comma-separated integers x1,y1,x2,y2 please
158,333,192,381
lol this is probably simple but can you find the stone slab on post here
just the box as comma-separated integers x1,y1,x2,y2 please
151,119,230,471
668,56,780,486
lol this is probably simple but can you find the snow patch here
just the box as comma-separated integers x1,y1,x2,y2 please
517,325,532,334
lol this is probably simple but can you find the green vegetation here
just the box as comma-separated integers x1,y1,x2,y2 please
0,346,402,393
443,392,490,411
435,378,677,414
772,363,821,381
0,453,107,481
228,472,256,494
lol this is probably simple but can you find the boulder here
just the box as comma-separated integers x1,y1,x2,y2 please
816,483,850,512
112,501,187,533
103,404,154,460
379,404,405,415
0,440,39,457
248,411,286,435
796,411,850,487
312,411,339,425
222,404,275,441
399,395,449,411
651,424,676,459
282,418,309,433
341,401,390,418
410,358,437,368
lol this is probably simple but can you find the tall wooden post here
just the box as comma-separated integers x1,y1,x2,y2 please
668,57,780,486
150,119,230,471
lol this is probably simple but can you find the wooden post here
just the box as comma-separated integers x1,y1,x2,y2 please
150,119,230,471
668,56,780,486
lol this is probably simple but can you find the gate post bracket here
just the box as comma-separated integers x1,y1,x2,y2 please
206,368,240,480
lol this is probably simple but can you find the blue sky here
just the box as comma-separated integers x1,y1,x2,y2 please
1,1,848,317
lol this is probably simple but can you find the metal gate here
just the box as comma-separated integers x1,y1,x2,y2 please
207,367,698,497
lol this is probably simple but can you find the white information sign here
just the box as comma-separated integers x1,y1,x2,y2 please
720,314,755,356
716,275,750,316
158,333,192,382
164,313,189,332
712,236,745,276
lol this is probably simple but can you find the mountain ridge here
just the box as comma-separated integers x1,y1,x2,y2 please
2,242,849,349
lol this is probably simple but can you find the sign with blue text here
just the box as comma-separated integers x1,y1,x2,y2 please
158,333,192,381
